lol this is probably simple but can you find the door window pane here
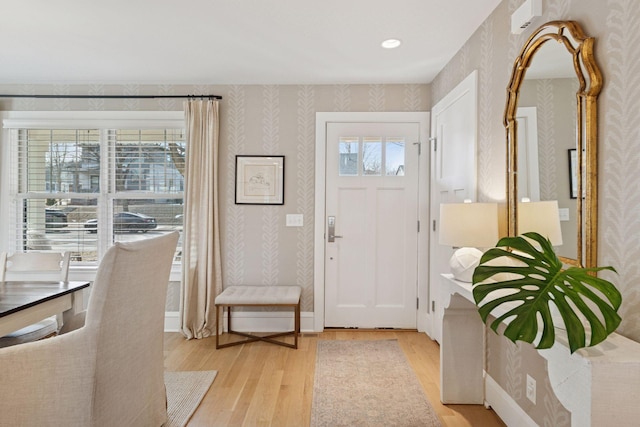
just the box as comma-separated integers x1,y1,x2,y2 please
386,138,405,176
339,138,359,176
363,139,382,176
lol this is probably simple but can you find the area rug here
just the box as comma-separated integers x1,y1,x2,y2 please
165,370,217,427
311,340,441,427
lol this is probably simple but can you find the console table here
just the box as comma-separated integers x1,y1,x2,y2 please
440,273,640,427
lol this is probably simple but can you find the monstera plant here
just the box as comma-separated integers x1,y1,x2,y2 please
472,232,622,353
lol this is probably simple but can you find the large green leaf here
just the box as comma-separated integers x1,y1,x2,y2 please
472,232,621,353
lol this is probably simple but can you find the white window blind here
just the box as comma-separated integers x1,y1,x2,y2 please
6,113,185,265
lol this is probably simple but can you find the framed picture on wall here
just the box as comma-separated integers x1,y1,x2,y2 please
235,155,285,205
568,149,577,199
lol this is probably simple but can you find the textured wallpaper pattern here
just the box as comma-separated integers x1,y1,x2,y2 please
217,84,431,311
295,86,316,305
603,0,640,335
536,79,558,199
225,85,247,288
0,83,430,314
260,85,281,286
479,18,498,199
431,0,640,424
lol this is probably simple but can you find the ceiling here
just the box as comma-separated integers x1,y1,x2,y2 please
1,0,502,85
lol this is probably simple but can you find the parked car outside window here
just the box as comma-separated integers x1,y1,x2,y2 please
84,212,157,233
45,208,68,229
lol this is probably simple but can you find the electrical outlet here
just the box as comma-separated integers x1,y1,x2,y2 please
526,374,536,404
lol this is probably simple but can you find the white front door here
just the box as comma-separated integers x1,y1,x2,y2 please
324,121,421,328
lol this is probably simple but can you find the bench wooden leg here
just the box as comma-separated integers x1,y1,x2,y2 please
215,302,300,349
295,301,300,348
215,305,220,348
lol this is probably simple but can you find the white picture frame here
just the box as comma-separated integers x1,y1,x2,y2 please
235,155,285,205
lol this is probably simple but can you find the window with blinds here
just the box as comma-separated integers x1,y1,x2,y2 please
11,127,185,264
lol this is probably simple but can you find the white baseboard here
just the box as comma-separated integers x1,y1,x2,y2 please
164,311,181,332
164,311,315,333
485,374,537,427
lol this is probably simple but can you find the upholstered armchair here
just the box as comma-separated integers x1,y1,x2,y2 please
0,232,179,427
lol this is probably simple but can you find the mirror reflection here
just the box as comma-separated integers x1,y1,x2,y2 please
516,40,578,260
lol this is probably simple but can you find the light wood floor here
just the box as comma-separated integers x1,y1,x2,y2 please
163,330,505,427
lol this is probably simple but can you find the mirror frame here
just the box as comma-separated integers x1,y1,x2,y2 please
504,21,602,268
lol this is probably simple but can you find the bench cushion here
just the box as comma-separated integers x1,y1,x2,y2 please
215,285,301,305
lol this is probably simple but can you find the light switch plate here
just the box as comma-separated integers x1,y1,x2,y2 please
286,214,304,227
558,208,570,221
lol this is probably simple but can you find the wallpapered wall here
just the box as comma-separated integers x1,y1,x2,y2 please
0,83,431,312
431,0,640,424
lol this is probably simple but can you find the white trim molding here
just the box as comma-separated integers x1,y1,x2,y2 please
485,374,537,427
2,110,185,129
164,311,316,334
164,311,181,333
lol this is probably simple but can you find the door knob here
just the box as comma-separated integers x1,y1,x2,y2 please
327,216,343,242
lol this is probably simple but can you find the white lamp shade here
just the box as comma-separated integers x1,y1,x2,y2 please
439,202,499,248
517,200,563,246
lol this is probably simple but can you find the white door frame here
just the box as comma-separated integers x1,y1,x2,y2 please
427,71,478,342
314,112,431,332
516,106,540,201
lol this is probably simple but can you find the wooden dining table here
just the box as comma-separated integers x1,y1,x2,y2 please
0,281,90,337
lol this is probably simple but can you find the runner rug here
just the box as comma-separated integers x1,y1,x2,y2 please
165,370,217,427
311,339,441,427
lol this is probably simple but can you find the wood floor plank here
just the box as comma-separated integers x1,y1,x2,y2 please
164,330,505,427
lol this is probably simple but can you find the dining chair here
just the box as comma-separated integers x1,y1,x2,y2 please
0,232,179,427
0,251,71,348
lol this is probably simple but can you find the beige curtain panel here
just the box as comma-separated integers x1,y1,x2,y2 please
180,99,223,339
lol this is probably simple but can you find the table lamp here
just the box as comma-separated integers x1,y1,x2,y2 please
517,200,563,246
439,202,499,282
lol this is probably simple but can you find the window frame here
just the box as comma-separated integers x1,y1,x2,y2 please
1,111,185,281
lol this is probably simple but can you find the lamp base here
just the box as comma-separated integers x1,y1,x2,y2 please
449,247,483,283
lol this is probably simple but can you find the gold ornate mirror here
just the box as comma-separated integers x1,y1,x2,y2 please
504,21,602,268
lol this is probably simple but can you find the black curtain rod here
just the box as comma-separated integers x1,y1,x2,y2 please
0,94,222,100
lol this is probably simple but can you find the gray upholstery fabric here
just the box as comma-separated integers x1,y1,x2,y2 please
0,232,179,427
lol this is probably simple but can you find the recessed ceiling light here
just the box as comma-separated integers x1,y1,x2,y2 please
381,39,402,49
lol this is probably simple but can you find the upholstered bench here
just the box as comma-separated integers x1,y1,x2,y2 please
214,285,301,349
